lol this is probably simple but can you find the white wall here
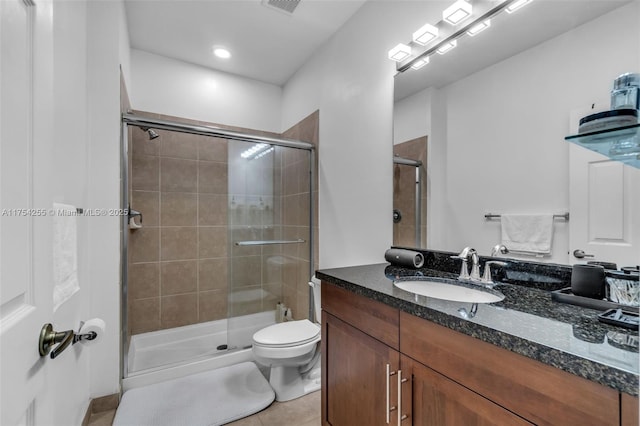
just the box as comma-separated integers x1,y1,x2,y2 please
43,1,126,424
86,0,127,401
50,3,91,424
282,1,414,269
427,2,639,263
130,49,283,133
393,87,432,145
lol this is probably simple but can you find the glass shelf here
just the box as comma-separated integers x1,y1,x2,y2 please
565,123,640,169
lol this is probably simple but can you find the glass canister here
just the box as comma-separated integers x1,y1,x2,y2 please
611,72,640,111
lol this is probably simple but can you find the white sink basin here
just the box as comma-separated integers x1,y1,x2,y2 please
394,279,505,304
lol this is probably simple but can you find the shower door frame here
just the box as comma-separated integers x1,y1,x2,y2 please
120,113,316,381
393,156,422,247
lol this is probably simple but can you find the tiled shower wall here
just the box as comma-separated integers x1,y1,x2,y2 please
127,111,319,335
281,111,319,320
393,136,427,248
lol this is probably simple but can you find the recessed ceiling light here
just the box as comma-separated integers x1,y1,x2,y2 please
506,0,532,14
466,19,491,36
413,23,439,46
443,0,472,25
388,43,412,62
213,47,231,59
436,40,458,55
411,57,430,70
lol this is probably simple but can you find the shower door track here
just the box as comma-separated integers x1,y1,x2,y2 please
120,112,317,383
123,113,315,151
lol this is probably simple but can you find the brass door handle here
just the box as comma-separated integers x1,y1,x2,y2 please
39,323,74,359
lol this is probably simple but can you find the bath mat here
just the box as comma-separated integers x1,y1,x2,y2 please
113,361,275,426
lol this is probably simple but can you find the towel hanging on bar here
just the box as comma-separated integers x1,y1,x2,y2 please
500,214,554,255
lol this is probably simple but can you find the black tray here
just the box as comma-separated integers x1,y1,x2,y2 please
551,287,639,313
598,309,639,330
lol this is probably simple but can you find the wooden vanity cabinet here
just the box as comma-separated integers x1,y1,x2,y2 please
401,355,532,425
621,393,639,426
321,281,632,426
322,284,401,426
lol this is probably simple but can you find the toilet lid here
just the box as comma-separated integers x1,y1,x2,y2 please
253,319,320,347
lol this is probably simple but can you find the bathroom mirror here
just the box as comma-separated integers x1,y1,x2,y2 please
392,0,640,266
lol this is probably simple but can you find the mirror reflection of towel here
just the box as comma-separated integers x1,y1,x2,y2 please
500,214,553,255
53,203,79,311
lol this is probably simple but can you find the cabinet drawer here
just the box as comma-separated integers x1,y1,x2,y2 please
322,282,399,349
400,311,619,426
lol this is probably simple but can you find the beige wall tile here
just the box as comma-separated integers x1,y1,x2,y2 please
198,161,228,194
132,155,159,191
161,260,197,295
128,262,159,300
161,227,197,260
198,226,227,258
161,293,198,328
198,194,228,226
132,128,160,157
129,227,159,263
160,158,197,193
228,286,263,316
161,192,197,226
230,255,262,287
130,298,160,334
198,258,228,291
198,137,228,162
131,191,159,226
198,289,227,322
160,131,198,160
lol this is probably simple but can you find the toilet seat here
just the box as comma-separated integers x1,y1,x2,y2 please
253,319,320,348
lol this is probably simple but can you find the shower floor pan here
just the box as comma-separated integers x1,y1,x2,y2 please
125,311,275,387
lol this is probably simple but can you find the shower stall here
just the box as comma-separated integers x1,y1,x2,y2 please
393,136,427,248
120,113,315,389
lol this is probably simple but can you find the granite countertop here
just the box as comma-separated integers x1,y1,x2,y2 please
316,261,639,396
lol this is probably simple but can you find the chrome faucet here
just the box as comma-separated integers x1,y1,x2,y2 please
490,244,509,257
452,247,481,281
481,260,508,287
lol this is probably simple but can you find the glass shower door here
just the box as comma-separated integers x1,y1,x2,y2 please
226,140,312,350
227,140,281,350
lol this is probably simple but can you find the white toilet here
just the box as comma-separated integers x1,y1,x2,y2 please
252,278,322,402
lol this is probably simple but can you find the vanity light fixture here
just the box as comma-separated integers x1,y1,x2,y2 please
436,40,457,55
466,19,491,36
411,57,430,70
388,43,412,62
506,0,532,14
443,0,472,25
213,47,231,59
395,0,532,73
413,23,439,46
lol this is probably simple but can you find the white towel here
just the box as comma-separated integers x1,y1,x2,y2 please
53,203,79,311
500,214,553,255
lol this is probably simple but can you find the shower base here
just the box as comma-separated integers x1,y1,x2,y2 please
123,311,275,391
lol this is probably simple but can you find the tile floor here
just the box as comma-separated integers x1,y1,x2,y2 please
87,390,321,426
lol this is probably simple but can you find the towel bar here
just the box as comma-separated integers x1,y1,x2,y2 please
484,213,569,220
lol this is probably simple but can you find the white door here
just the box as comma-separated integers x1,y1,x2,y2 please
569,104,640,268
1,0,55,425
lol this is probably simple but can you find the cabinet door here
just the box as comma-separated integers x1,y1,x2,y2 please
402,356,533,426
323,312,400,426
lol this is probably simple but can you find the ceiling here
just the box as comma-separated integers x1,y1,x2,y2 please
124,0,367,86
125,0,633,92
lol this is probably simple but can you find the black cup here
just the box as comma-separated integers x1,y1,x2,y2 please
571,264,605,299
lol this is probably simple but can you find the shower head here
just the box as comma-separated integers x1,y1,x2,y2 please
140,127,160,140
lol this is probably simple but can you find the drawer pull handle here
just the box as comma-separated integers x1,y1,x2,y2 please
386,364,391,424
397,370,402,425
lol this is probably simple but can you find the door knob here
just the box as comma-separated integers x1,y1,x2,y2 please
573,249,595,259
39,323,74,359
